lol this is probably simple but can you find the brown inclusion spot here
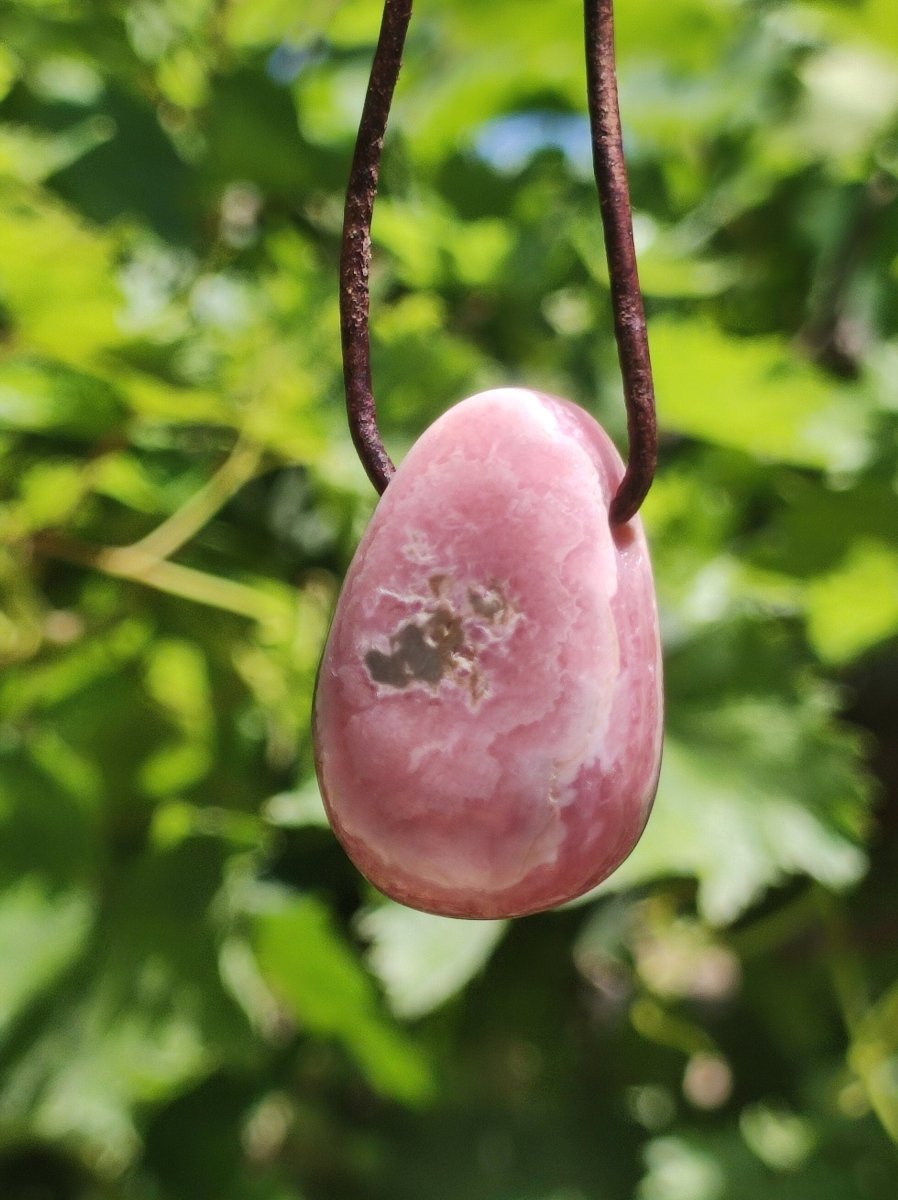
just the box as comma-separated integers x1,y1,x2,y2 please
365,606,466,689
467,583,508,622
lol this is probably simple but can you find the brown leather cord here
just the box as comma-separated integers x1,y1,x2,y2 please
340,0,657,523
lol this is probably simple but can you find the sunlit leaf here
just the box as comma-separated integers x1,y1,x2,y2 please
254,894,434,1103
806,540,898,664
650,319,871,471
358,902,507,1020
0,878,93,1031
0,116,114,184
639,1127,859,1200
0,357,124,439
598,622,871,924
602,733,865,925
263,777,330,829
0,185,123,363
804,0,898,57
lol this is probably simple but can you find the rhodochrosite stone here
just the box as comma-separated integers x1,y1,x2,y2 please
314,388,663,918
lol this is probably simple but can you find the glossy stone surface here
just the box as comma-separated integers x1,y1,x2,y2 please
314,389,663,918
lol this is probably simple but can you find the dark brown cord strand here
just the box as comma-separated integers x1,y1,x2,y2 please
341,0,657,522
585,0,657,524
340,0,412,494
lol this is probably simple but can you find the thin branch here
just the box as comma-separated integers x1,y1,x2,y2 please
30,440,274,625
585,0,657,525
34,533,286,625
129,440,263,561
339,0,412,493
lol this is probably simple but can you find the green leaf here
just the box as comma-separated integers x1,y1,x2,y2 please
805,0,898,57
139,639,215,795
650,319,870,471
0,42,18,101
0,184,123,363
358,903,507,1019
598,623,871,924
375,198,512,290
0,116,114,184
603,734,866,925
253,895,433,1103
14,459,89,530
0,878,93,1031
0,842,252,1173
0,357,125,439
849,977,898,1143
791,44,898,177
806,540,898,664
262,777,331,829
638,1126,863,1200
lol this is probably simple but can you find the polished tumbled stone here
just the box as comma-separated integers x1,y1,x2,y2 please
314,388,663,918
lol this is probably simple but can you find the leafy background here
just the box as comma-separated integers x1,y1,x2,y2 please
1,0,897,1196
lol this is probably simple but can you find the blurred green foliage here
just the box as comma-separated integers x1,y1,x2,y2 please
1,0,897,1196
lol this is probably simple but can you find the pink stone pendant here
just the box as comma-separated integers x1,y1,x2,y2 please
313,389,663,919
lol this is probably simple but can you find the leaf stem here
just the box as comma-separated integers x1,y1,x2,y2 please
34,533,284,624
129,439,263,561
